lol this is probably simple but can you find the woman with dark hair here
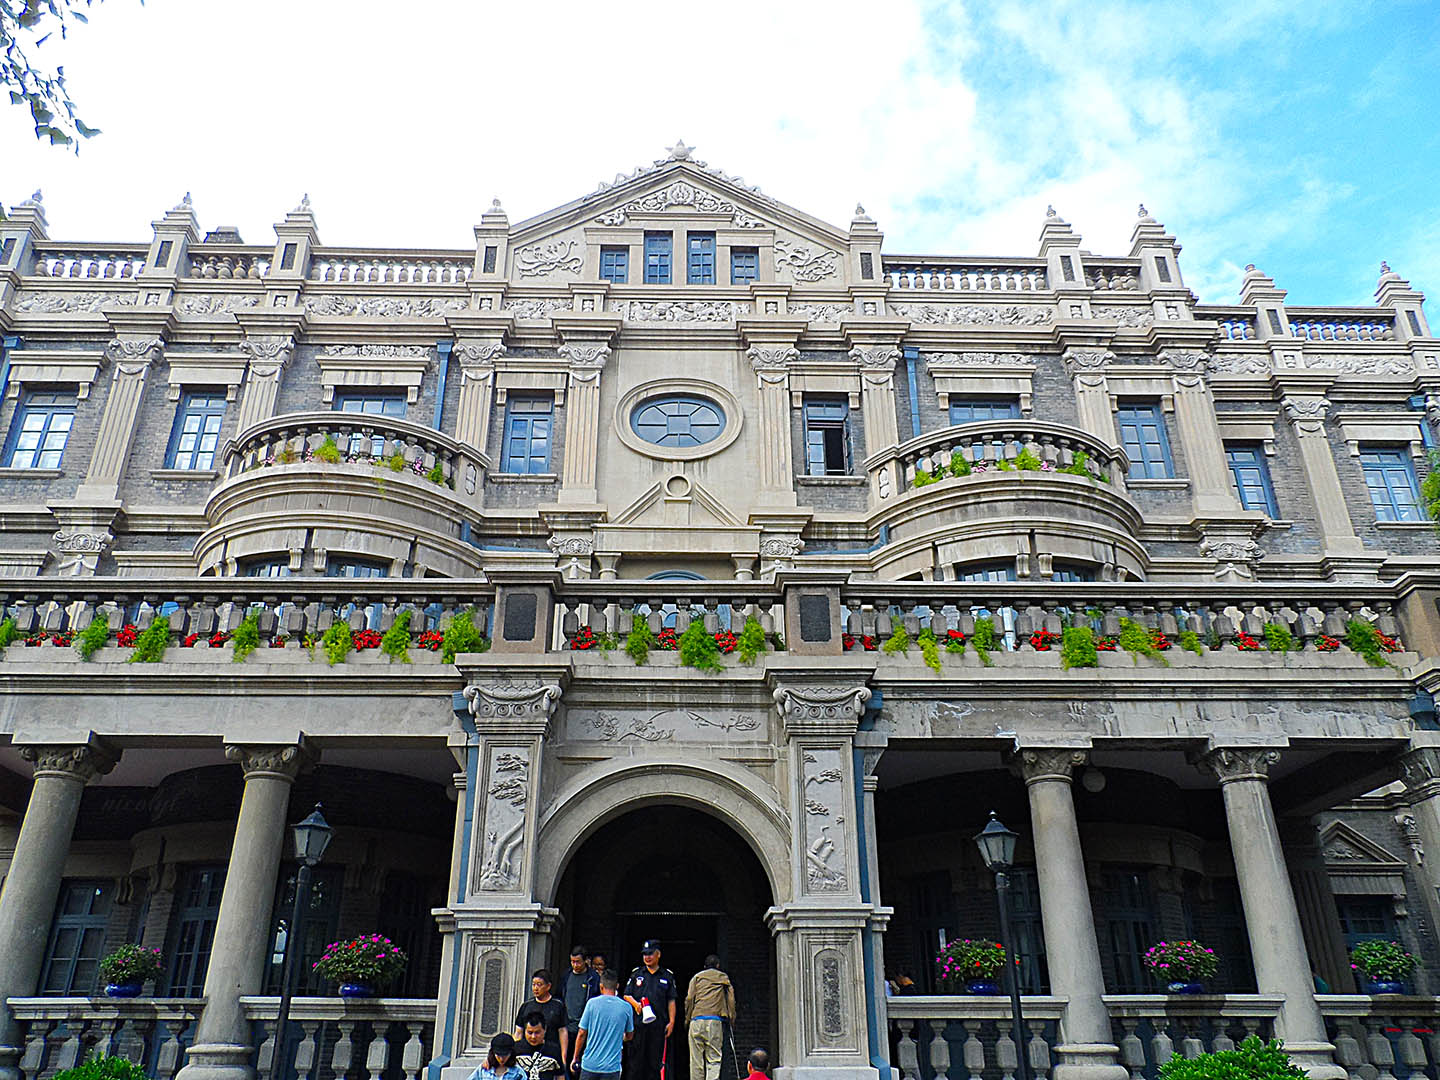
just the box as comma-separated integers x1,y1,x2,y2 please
468,1033,523,1080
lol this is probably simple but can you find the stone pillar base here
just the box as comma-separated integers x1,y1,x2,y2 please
1052,1042,1128,1080
174,1042,256,1080
1279,1041,1346,1080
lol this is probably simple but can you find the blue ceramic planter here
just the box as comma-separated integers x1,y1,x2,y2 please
1368,980,1405,995
104,983,143,998
338,983,376,998
1166,982,1206,994
965,979,1000,996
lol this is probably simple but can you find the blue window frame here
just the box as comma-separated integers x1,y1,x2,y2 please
501,396,554,474
687,232,716,284
243,557,292,578
1359,446,1422,522
166,866,225,997
166,391,226,470
644,233,672,284
953,561,1017,582
39,880,115,995
804,398,851,476
1051,562,1096,582
325,558,389,578
1116,402,1174,478
731,248,758,285
949,397,1021,424
600,246,629,284
333,391,405,457
631,396,726,449
4,389,75,469
1225,442,1278,516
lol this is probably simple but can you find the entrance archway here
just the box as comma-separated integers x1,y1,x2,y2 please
552,805,777,1079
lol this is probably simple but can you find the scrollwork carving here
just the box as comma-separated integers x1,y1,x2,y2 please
515,240,583,277
557,343,611,369
1195,746,1281,785
1062,348,1114,376
19,743,118,783
760,536,804,558
1159,349,1211,373
455,342,507,365
240,336,295,378
547,536,594,556
1282,397,1330,435
925,351,1029,368
849,345,901,369
773,239,840,282
224,742,314,782
773,685,871,730
1013,747,1087,784
106,338,164,367
464,682,562,724
746,345,798,371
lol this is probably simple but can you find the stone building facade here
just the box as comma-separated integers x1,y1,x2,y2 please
0,146,1438,1080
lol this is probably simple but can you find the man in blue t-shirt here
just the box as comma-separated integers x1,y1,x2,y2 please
570,969,634,1080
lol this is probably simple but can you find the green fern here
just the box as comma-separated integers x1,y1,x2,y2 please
381,610,413,663
232,611,260,662
76,615,110,661
918,627,942,673
1061,626,1099,669
321,621,353,666
1178,629,1205,655
737,616,767,664
1118,617,1169,666
441,609,487,662
1263,621,1297,653
1345,618,1393,668
912,467,939,487
0,617,17,649
946,454,972,478
881,623,910,655
971,617,997,667
625,619,656,665
315,435,342,464
1013,447,1043,471
679,620,724,672
128,616,171,663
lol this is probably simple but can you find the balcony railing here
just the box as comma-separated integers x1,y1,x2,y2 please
30,246,149,280
870,420,1129,500
242,996,436,1080
888,994,1440,1080
222,411,488,496
881,257,1051,292
9,997,202,1080
308,251,472,285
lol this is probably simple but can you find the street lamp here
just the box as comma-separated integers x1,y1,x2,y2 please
973,812,1031,1080
273,805,334,1080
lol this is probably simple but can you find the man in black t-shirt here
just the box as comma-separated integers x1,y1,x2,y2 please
515,969,570,1065
516,1013,565,1080
623,941,676,1080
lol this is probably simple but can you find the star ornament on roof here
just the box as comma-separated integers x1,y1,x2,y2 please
666,139,695,161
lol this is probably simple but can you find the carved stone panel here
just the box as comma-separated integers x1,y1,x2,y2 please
801,747,848,893
474,746,531,893
563,707,768,744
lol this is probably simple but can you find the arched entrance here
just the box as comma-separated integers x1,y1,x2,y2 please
552,805,777,1078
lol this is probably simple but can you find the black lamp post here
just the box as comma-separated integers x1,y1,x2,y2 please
974,812,1031,1080
272,805,334,1080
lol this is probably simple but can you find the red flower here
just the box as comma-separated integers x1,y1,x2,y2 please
417,630,444,651
1315,634,1341,652
714,630,738,654
1095,636,1118,651
183,633,201,648
842,633,878,652
1029,629,1061,651
116,624,139,648
656,627,679,651
1233,631,1264,651
352,629,382,650
570,626,598,650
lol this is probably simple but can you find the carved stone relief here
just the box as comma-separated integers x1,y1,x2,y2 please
505,297,573,319
177,294,261,315
477,746,530,891
925,351,1030,369
611,299,748,323
1209,354,1271,376
49,529,113,576
1092,304,1155,328
318,344,430,358
564,708,766,744
305,295,467,318
16,291,136,313
801,747,848,892
515,241,583,277
890,303,1053,326
773,239,840,283
789,302,854,323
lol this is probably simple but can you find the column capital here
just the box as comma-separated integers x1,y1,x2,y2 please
1282,396,1331,434
746,344,798,374
1158,348,1211,375
557,342,610,383
1399,747,1440,801
1062,347,1114,377
1011,747,1087,784
456,341,506,368
772,684,870,737
105,337,165,374
18,741,118,783
239,335,295,378
1195,745,1281,785
223,741,315,782
463,681,562,734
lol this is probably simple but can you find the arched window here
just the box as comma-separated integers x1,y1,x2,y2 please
630,396,726,448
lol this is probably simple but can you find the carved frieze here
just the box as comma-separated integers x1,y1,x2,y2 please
16,291,136,313
594,180,763,229
318,344,430,358
515,241,583,277
789,302,854,323
565,708,764,744
1210,354,1271,376
1159,349,1211,373
306,295,467,318
240,336,295,378
611,299,748,323
925,351,1030,368
773,239,840,283
177,294,261,315
1199,532,1266,581
547,536,594,557
1093,304,1155,328
890,303,1054,326
505,297,573,319
760,536,805,559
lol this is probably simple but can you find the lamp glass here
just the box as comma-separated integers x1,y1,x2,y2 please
973,813,1018,871
291,805,333,866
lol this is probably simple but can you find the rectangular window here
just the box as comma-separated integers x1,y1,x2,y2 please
1008,867,1049,995
333,391,406,457
1100,868,1155,995
4,389,76,469
730,248,758,285
483,246,497,274
687,232,715,285
953,561,1017,582
1266,309,1283,334
859,252,874,280
166,391,227,470
644,232,672,284
167,866,226,997
1225,442,1278,516
949,397,1021,424
243,558,292,578
40,880,115,995
1116,402,1174,479
1409,311,1423,335
325,558,389,579
155,240,173,268
1060,255,1076,282
1051,562,1096,582
1359,446,1422,522
599,246,629,284
279,243,297,271
1153,255,1172,283
266,866,343,994
803,398,850,476
501,395,553,475
1336,895,1399,949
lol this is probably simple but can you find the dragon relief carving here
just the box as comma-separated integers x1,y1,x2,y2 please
306,295,467,318
515,240,584,277
891,303,1054,326
925,351,1030,368
17,291,136,313
773,239,840,282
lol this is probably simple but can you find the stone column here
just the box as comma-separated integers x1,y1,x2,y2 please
1196,748,1345,1079
176,743,312,1080
1280,819,1353,993
856,732,894,1074
1396,748,1440,950
1161,351,1241,516
557,344,607,504
454,342,504,455
0,743,118,1080
1014,748,1127,1080
1281,397,1365,556
236,337,295,432
76,337,163,501
1063,350,1116,441
439,682,562,1074
768,684,880,1080
746,346,799,506
851,346,901,457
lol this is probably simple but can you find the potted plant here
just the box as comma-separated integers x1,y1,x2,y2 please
1157,1035,1305,1079
1350,939,1415,994
1143,940,1219,994
934,938,1008,995
98,944,163,997
313,934,408,997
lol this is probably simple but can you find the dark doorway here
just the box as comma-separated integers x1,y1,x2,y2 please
553,805,776,1078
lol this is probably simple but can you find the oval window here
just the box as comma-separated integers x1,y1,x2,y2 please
629,396,726,449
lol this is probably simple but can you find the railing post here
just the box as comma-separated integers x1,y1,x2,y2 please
776,570,846,656
487,571,561,654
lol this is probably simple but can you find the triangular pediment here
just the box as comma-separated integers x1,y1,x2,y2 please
1319,821,1406,870
610,476,745,529
510,146,851,252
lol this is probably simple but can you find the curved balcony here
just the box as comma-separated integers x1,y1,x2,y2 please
196,412,490,577
865,420,1147,579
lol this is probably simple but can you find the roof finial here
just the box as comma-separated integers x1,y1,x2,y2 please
1045,204,1056,218
1244,263,1257,272
174,191,192,211
1381,260,1392,274
294,193,311,213
491,198,503,212
665,139,694,161
21,189,43,207
855,203,866,216
1137,203,1147,218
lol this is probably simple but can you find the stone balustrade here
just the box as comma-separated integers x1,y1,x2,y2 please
241,997,435,1080
1319,994,1440,1079
874,419,1129,499
1289,316,1396,342
30,247,148,280
308,252,472,285
882,259,1050,292
8,998,202,1080
557,581,785,644
1217,316,1257,340
1086,264,1141,290
188,250,271,279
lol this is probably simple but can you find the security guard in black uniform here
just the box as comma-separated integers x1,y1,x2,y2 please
623,940,677,1080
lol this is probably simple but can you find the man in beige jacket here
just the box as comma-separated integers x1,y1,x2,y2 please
684,955,736,1080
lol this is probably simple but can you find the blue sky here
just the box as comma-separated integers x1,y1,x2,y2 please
3,0,1436,312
